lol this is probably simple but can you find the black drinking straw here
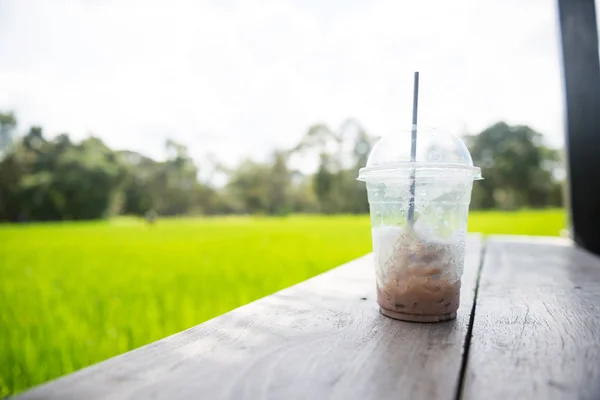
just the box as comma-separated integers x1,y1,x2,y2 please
408,71,419,223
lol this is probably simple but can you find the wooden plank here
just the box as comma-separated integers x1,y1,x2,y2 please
558,0,600,256
17,236,482,400
462,236,600,400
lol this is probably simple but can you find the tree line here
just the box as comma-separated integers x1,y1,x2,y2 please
0,111,563,222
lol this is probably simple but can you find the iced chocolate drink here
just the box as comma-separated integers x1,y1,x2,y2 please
372,226,464,322
357,126,481,323
377,268,461,322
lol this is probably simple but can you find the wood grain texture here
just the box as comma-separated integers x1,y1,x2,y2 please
462,236,600,400
17,236,482,400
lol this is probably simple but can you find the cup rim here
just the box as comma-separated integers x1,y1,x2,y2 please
357,162,483,182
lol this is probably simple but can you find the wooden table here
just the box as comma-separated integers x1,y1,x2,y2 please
16,235,600,400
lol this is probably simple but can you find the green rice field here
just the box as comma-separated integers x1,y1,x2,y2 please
0,209,566,395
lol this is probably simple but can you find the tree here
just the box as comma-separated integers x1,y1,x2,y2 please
0,120,128,221
219,151,297,216
0,111,16,156
313,154,336,213
119,140,210,216
159,139,200,215
295,119,373,213
288,173,319,213
465,122,562,209
225,159,271,214
119,150,159,215
0,110,565,221
267,150,292,215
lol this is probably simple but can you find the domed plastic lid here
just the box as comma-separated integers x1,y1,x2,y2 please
357,126,482,181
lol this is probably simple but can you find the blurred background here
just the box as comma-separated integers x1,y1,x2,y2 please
0,0,572,395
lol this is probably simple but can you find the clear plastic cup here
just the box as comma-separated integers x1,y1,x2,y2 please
358,127,482,322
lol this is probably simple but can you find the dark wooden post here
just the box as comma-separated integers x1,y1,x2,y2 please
557,0,600,255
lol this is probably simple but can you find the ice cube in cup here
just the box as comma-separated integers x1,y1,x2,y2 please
357,127,482,322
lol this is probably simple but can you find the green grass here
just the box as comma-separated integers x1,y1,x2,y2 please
0,210,565,395
468,209,566,236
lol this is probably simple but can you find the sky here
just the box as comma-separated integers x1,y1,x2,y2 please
0,0,570,170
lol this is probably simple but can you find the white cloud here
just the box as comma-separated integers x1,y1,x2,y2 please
0,0,566,170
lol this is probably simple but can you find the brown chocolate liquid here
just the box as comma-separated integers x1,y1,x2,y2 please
375,228,461,322
377,268,461,320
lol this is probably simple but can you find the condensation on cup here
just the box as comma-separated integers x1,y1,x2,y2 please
357,127,482,322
